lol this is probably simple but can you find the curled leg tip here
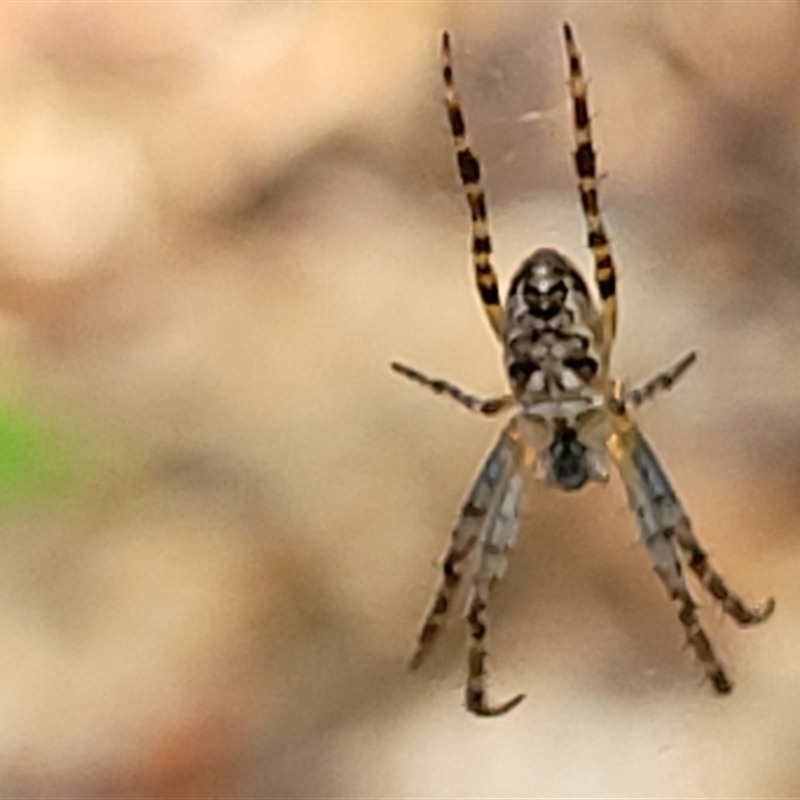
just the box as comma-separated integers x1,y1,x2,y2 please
754,597,776,624
738,596,776,627
467,691,526,717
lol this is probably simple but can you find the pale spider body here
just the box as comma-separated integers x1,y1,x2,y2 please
505,249,601,407
392,24,774,717
504,249,609,491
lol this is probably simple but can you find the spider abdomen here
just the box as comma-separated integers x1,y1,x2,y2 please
503,248,601,404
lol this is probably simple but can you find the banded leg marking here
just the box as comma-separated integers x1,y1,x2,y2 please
391,361,514,416
441,31,505,340
563,23,617,354
409,528,479,670
642,524,733,693
409,426,520,669
466,581,526,716
466,469,526,716
671,571,733,694
625,351,698,409
673,522,776,627
609,424,770,694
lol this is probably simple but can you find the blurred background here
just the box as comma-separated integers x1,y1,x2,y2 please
0,1,798,797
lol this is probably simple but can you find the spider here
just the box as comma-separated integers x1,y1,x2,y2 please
392,24,775,717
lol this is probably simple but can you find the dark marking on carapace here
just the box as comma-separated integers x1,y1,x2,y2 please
508,249,591,300
564,355,599,381
508,360,540,387
528,304,562,322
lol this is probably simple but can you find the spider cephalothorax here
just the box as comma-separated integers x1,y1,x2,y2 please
392,24,774,717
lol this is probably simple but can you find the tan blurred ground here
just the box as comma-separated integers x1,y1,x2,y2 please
0,2,798,798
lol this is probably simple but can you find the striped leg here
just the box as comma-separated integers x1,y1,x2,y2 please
563,23,617,359
661,552,733,695
441,31,505,340
391,361,514,416
409,423,520,670
672,522,775,626
466,468,526,716
624,351,698,409
609,425,741,693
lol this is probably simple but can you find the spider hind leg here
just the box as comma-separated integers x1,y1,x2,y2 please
466,580,526,716
409,424,520,669
610,425,773,693
465,466,526,716
659,535,733,694
673,522,775,627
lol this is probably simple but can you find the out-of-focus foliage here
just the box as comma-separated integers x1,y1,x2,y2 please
0,405,75,500
0,2,798,798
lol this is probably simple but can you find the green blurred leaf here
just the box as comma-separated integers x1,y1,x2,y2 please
0,403,85,503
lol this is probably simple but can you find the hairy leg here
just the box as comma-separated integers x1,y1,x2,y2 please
465,468,526,716
392,361,514,416
625,351,697,409
441,31,505,339
563,23,617,360
409,422,521,669
672,521,775,626
609,424,772,692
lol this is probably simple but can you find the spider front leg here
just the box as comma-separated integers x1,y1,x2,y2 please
609,423,773,693
391,361,514,416
409,422,521,670
563,23,617,364
441,32,505,339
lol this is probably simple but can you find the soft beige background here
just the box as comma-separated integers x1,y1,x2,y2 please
0,2,797,797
